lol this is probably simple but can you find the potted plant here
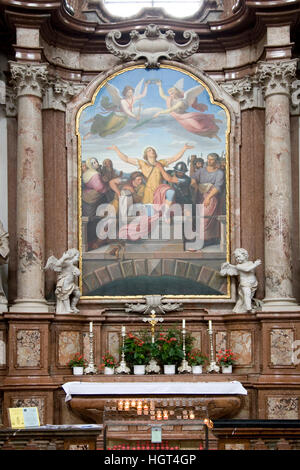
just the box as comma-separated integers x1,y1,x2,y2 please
101,353,116,375
123,332,152,374
216,349,237,373
187,349,208,374
156,328,184,374
67,353,87,375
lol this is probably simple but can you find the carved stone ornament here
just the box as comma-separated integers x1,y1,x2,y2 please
257,60,297,98
220,248,262,314
5,86,17,117
105,24,199,68
221,75,264,110
9,62,48,99
125,295,183,315
291,79,300,107
43,78,84,111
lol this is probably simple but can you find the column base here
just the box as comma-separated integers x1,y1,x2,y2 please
9,299,49,313
261,297,299,312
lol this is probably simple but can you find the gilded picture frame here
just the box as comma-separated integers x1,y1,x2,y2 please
77,64,230,299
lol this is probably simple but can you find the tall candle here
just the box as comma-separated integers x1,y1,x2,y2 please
182,319,186,329
121,325,126,335
208,320,212,331
89,321,93,333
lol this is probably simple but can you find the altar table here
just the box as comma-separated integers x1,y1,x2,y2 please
63,381,247,402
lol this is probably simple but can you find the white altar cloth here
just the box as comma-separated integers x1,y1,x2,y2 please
62,381,247,402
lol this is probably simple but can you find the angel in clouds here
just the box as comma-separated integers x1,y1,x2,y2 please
153,78,222,140
83,78,150,139
45,249,81,314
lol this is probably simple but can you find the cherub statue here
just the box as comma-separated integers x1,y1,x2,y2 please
220,248,261,313
0,220,9,309
45,249,81,314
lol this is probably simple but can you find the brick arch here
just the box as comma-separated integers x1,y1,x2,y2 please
82,259,226,296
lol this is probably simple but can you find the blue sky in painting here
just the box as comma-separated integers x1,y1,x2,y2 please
79,67,228,174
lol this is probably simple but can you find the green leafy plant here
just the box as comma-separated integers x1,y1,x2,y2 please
187,349,208,366
67,353,87,368
216,349,237,366
155,328,185,366
123,332,152,366
101,353,116,368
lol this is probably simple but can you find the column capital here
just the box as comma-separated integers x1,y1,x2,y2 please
257,60,297,98
43,78,84,111
221,75,264,110
9,62,48,99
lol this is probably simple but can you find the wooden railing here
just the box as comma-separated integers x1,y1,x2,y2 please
0,425,103,450
212,420,300,450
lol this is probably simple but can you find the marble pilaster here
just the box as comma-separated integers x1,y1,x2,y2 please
258,60,299,310
9,62,49,312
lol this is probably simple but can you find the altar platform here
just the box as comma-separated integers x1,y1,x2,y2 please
62,376,247,423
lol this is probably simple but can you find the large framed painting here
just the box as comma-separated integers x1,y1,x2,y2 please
77,65,230,299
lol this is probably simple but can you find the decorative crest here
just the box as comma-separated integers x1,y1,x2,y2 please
125,295,183,315
105,24,199,68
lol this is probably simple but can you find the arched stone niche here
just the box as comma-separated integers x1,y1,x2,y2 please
65,60,241,309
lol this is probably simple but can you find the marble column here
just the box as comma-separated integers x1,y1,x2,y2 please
258,60,299,311
9,62,49,312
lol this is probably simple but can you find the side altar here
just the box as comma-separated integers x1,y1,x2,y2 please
62,376,247,422
62,376,247,449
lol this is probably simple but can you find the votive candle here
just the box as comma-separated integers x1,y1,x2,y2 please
124,400,130,411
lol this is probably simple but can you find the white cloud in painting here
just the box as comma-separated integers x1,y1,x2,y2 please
80,101,228,171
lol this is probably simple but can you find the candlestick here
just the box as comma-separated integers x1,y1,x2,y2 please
84,323,98,375
115,329,130,374
178,320,191,374
206,319,220,373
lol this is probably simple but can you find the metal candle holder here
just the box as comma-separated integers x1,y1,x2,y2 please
115,328,130,374
84,329,98,375
178,326,192,374
206,321,220,373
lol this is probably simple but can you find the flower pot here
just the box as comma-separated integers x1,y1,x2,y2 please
73,366,84,375
164,364,176,375
222,365,232,374
134,364,146,375
192,365,203,374
104,366,114,375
